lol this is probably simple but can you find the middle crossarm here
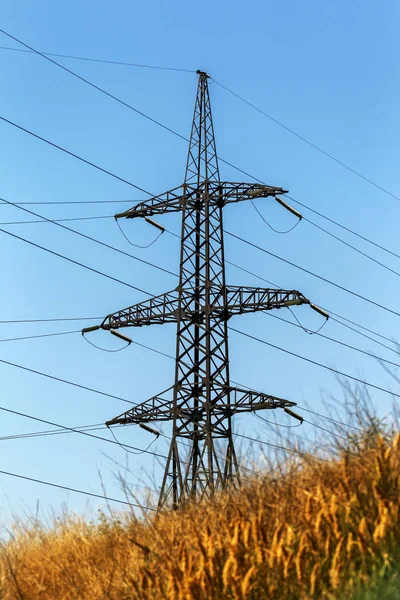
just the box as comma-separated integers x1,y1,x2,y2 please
115,182,288,219
105,385,296,426
219,286,309,316
101,290,180,329
100,287,309,330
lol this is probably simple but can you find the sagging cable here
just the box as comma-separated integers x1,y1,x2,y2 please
256,412,303,428
287,305,329,335
107,426,158,455
116,219,163,248
251,200,301,234
82,326,130,353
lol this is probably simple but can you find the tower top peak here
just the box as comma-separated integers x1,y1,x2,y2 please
196,69,210,78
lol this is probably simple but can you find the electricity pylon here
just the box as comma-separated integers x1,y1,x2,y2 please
84,70,318,510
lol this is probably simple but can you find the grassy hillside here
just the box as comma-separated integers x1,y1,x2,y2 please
0,431,399,599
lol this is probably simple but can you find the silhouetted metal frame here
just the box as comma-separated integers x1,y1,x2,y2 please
101,71,309,510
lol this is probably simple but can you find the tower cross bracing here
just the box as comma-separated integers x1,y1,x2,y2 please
89,70,311,509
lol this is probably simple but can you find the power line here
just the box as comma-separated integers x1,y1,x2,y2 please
0,319,386,437
255,412,347,442
0,29,258,182
0,325,174,361
0,115,151,195
230,326,400,401
164,227,400,349
6,201,400,287
253,197,400,279
301,214,400,278
0,197,177,279
0,215,113,225
0,225,153,294
6,197,400,301
161,230,399,347
0,330,80,343
212,78,400,205
301,418,348,442
2,217,395,359
233,432,329,462
1,39,397,371
0,410,321,468
0,355,136,406
0,317,101,324
0,422,111,441
226,229,400,319
0,404,169,461
0,467,156,510
265,312,400,367
4,307,398,378
287,195,400,265
223,248,399,351
5,27,397,277
0,329,374,441
2,71,397,325
0,44,194,73
5,200,400,285
0,30,191,146
325,309,397,347
326,315,398,356
5,33,398,221
0,199,139,205
295,405,365,433
0,397,322,466
0,333,371,463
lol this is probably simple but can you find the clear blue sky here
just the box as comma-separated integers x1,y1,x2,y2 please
0,0,399,520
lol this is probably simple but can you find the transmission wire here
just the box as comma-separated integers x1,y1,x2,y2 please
0,44,194,73
211,78,400,205
230,327,400,400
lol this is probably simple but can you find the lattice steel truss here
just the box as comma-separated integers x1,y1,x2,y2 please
91,71,312,509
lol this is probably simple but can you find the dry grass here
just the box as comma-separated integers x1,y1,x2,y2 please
0,431,399,599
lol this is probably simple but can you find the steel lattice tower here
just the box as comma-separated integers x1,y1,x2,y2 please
84,71,313,510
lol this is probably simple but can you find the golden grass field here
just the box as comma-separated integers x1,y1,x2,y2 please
0,429,399,599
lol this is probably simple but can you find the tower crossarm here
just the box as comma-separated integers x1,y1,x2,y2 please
220,286,309,317
213,386,296,415
115,181,288,220
105,384,296,427
114,184,195,219
105,388,175,426
100,287,309,330
210,182,288,206
101,289,181,330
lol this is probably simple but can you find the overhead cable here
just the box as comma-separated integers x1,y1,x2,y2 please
0,30,190,146
0,226,152,294
226,229,400,319
0,115,151,194
0,467,156,510
0,355,136,406
0,196,176,278
230,327,400,401
4,28,397,275
211,78,400,205
0,44,194,73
